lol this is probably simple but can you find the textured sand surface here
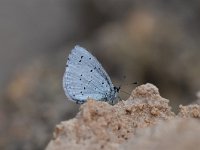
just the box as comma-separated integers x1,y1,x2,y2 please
46,83,200,150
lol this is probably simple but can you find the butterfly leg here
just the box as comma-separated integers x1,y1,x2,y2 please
117,96,125,105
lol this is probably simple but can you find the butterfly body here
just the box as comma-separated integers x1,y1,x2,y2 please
63,45,118,104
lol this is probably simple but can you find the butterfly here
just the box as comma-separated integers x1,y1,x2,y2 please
63,45,120,104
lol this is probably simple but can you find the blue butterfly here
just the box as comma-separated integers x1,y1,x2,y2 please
63,45,120,104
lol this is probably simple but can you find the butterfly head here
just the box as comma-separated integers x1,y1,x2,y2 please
114,86,120,93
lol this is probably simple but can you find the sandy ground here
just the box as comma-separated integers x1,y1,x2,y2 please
46,83,200,150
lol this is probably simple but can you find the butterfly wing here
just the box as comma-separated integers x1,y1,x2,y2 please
63,45,115,103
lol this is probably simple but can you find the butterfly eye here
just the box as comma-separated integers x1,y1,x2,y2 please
114,87,120,92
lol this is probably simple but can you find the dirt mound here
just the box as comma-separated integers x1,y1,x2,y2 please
46,83,200,150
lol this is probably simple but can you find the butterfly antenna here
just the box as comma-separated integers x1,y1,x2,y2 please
120,81,138,88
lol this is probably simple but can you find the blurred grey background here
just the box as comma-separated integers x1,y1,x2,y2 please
0,0,200,150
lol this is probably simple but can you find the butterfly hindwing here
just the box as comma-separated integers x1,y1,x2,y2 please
63,45,115,103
